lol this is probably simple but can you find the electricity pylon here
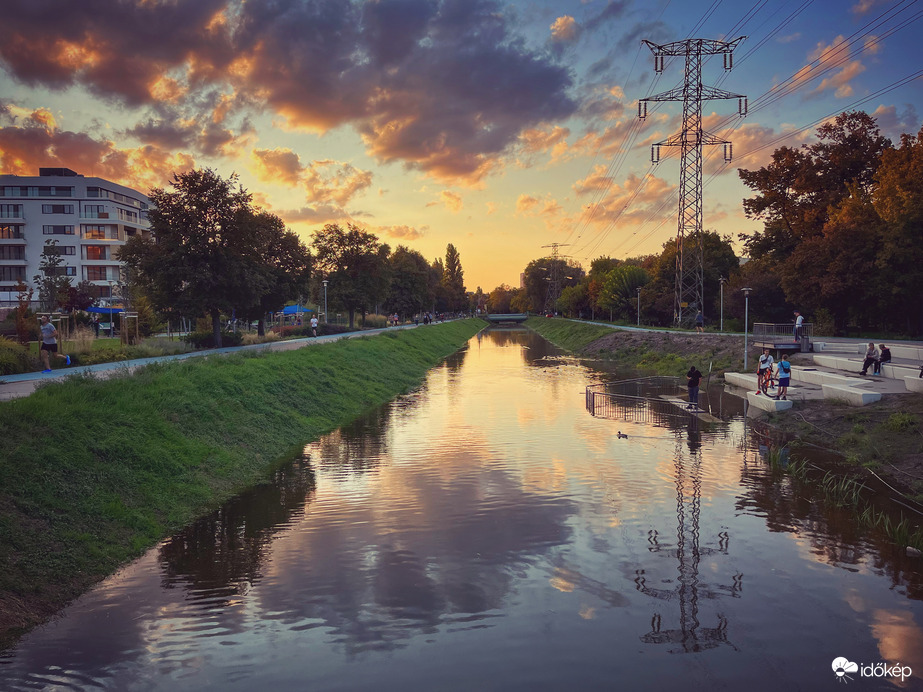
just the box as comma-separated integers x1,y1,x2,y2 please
639,37,747,327
541,243,570,314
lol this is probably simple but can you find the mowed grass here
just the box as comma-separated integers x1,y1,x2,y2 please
524,317,613,352
0,319,484,646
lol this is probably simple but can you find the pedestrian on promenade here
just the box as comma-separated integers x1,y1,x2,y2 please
39,315,71,373
793,311,804,343
757,348,774,394
310,315,318,337
91,315,100,337
686,365,703,409
874,344,891,375
695,310,704,333
775,356,791,400
860,343,879,376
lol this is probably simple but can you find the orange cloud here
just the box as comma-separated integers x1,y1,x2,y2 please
550,16,580,42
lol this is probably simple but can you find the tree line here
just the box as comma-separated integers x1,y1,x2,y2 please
479,111,923,337
120,169,469,347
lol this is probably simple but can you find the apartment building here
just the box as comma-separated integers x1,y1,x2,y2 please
0,167,152,306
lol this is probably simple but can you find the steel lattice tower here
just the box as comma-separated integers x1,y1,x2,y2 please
541,242,569,314
639,37,746,327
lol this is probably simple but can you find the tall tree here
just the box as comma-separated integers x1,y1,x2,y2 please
121,169,300,347
387,246,431,317
33,239,72,311
311,223,390,328
442,244,466,311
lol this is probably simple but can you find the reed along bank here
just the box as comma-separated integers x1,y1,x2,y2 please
0,319,485,648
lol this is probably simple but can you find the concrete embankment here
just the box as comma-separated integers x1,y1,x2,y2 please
0,319,485,649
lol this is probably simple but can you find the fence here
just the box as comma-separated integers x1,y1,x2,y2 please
753,322,813,351
585,376,697,425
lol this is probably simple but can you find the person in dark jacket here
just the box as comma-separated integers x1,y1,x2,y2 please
874,344,891,375
686,365,703,409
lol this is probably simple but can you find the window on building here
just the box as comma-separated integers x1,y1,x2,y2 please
0,267,27,281
0,224,23,239
43,225,75,235
118,208,138,222
43,266,76,277
0,204,23,218
83,225,108,239
85,246,107,260
0,246,25,260
85,266,109,281
44,245,76,256
42,204,75,214
82,204,108,218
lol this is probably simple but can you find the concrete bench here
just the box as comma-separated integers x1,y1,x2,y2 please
821,384,882,406
789,366,872,387
905,377,923,393
747,391,793,413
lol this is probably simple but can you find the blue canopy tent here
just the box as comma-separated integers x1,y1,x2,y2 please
282,305,312,315
86,306,124,314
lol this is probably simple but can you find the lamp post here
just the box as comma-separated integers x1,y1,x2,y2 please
322,279,328,324
636,287,642,326
719,276,726,332
742,287,752,370
107,280,115,337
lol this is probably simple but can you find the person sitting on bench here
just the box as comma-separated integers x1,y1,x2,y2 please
860,343,879,376
874,344,891,375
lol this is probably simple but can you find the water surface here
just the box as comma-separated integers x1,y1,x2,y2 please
3,327,923,690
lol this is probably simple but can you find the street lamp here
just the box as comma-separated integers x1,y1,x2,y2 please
742,287,752,370
107,280,115,337
322,279,328,324
636,287,642,326
719,276,726,332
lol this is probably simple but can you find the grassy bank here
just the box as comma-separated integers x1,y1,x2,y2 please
525,317,745,375
0,319,484,648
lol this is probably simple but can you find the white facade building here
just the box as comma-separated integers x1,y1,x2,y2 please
0,168,152,306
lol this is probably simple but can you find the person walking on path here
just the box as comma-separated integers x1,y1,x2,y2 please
91,315,100,337
695,310,704,333
793,311,804,343
775,356,791,400
39,315,70,373
874,344,891,375
757,348,774,395
860,343,879,376
686,365,703,409
310,315,318,337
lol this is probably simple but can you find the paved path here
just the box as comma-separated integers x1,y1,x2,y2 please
0,324,421,402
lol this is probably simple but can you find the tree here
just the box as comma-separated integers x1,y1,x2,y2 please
597,266,649,320
121,168,303,347
33,239,72,311
521,257,585,312
62,280,96,313
873,126,923,334
442,244,466,311
487,284,514,313
311,223,390,328
387,246,431,318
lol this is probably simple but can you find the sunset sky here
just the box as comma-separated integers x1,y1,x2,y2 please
1,0,920,291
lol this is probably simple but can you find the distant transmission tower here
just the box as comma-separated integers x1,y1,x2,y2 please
639,37,747,327
541,242,569,314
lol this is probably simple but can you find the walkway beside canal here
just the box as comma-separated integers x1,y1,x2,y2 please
0,324,421,402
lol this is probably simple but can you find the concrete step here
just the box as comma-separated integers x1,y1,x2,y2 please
789,366,872,388
747,391,793,413
821,383,882,406
905,377,923,393
812,354,919,379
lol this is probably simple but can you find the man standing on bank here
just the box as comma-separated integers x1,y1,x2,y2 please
39,315,70,373
793,310,804,343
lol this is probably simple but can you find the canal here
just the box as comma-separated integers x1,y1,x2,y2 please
2,326,923,690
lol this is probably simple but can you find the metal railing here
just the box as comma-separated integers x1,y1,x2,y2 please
753,322,812,351
586,377,697,425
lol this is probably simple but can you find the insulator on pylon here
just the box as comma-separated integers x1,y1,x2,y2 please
652,145,661,163
654,54,664,73
739,97,748,116
724,52,733,70
639,101,647,119
724,143,733,163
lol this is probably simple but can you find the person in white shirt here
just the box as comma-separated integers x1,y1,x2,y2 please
757,348,774,394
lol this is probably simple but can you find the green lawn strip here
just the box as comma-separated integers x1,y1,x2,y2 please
0,319,484,645
523,317,613,352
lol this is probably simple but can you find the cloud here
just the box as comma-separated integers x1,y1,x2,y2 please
0,114,194,192
0,0,577,184
250,148,373,206
869,103,920,140
572,167,675,229
550,16,581,43
378,224,426,240
426,189,463,212
787,36,868,99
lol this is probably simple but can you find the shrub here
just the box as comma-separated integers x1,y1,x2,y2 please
183,330,244,349
71,326,96,356
0,336,39,375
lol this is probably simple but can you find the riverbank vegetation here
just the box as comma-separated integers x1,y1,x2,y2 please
0,319,483,649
